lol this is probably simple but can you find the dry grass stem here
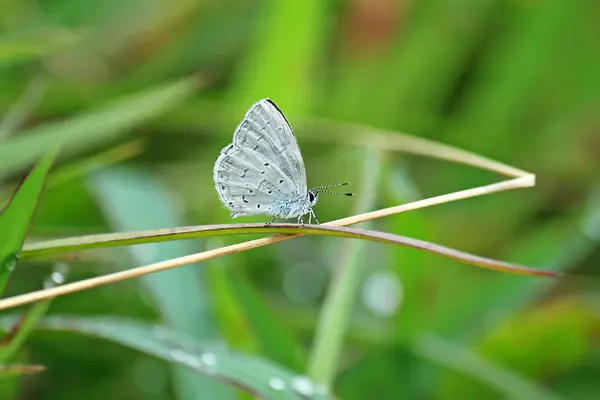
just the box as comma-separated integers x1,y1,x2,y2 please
0,124,537,310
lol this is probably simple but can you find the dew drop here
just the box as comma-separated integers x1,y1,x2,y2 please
3,256,16,272
44,262,69,289
291,376,315,396
268,377,286,391
200,352,217,367
51,271,65,285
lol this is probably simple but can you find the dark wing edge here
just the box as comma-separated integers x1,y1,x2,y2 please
264,99,296,137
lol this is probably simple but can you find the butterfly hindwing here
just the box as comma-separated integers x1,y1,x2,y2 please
214,144,296,217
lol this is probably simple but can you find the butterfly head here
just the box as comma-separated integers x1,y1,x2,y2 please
308,190,319,207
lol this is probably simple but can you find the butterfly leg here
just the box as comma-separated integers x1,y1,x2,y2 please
309,208,320,225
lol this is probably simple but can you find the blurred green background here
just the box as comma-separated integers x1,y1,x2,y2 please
1,0,599,399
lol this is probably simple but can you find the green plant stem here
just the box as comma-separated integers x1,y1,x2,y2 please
307,149,382,388
0,299,51,362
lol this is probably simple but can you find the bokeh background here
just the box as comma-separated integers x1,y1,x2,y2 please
1,0,600,399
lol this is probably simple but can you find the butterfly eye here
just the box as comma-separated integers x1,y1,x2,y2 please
309,192,315,202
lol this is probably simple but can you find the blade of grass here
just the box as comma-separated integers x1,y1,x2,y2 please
434,189,600,339
0,74,47,142
307,148,382,387
229,0,327,113
46,140,144,189
373,1,494,127
0,147,58,295
0,76,199,179
5,129,543,309
0,263,67,362
88,167,233,400
0,140,144,203
226,268,307,371
452,0,570,154
0,300,51,362
204,243,259,353
0,27,83,64
413,334,562,400
1,222,559,312
19,223,556,277
382,160,435,342
0,315,333,400
21,175,534,259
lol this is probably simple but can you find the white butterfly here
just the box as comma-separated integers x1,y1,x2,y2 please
213,99,352,224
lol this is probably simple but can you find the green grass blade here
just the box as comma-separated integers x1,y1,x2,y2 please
20,224,558,278
0,74,47,142
0,315,334,400
307,149,382,387
0,298,51,362
88,167,233,400
0,148,58,295
0,76,198,179
0,28,82,65
432,219,587,339
229,0,327,112
226,269,307,371
0,263,67,363
414,335,563,400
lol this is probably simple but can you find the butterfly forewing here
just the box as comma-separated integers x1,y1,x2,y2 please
232,99,308,196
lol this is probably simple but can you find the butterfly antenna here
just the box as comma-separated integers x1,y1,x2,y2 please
312,182,354,196
312,182,350,190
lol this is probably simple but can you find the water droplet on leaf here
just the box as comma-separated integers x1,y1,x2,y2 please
268,377,286,391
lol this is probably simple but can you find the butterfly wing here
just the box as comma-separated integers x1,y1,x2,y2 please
213,99,308,218
214,145,294,217
232,99,307,195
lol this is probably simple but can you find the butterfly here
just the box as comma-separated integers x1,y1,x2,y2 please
213,98,352,225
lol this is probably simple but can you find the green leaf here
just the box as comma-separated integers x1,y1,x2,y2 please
414,334,563,400
229,0,327,113
226,269,306,371
20,224,558,278
307,149,383,387
88,167,233,400
0,148,58,295
0,298,51,362
0,74,47,142
0,28,82,65
0,77,198,179
0,315,334,400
